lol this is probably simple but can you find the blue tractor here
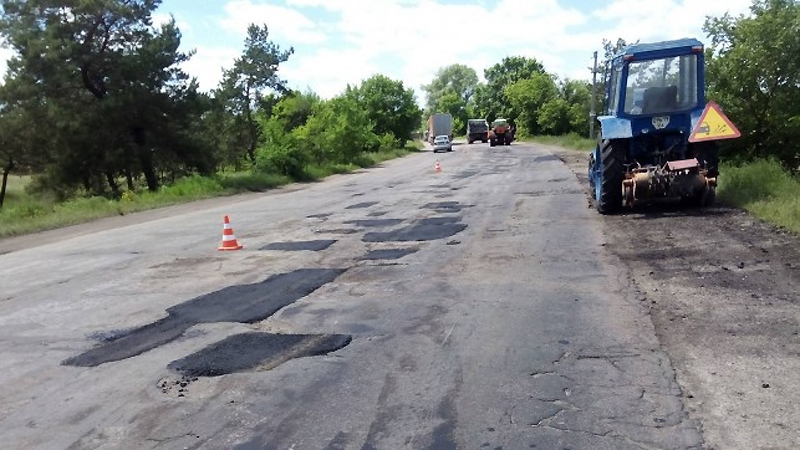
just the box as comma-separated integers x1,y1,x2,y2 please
588,38,733,214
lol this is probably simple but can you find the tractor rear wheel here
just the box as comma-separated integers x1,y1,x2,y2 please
596,139,625,214
689,142,720,177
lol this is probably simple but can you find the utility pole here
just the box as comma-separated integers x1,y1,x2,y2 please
589,50,598,140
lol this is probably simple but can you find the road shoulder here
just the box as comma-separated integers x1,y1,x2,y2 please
544,143,800,450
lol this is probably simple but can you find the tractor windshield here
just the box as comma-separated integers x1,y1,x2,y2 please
624,54,698,115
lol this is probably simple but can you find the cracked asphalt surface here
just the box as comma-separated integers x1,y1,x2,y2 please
0,140,766,449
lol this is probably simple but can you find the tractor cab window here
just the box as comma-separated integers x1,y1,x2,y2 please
624,54,698,115
607,60,622,115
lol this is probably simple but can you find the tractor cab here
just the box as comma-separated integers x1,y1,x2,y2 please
609,40,705,117
595,38,711,171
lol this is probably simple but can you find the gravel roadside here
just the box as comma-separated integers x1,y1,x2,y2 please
547,143,800,450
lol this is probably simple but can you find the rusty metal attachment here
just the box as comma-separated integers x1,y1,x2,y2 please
621,158,716,207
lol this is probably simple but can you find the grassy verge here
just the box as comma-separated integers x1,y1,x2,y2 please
718,159,800,234
524,133,596,152
0,143,420,239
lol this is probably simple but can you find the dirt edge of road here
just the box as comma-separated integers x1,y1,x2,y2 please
544,143,800,450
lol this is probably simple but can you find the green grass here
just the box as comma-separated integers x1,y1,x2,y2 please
525,133,596,152
718,158,800,234
0,144,420,239
3,175,43,209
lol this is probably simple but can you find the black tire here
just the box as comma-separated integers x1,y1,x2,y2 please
689,142,720,177
596,139,626,214
482,139,488,144
684,184,716,208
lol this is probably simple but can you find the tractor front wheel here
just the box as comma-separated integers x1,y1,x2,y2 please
596,139,625,214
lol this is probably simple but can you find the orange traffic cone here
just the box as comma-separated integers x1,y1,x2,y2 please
218,215,243,251
434,159,442,173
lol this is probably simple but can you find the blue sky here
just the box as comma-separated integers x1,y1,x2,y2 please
3,0,755,102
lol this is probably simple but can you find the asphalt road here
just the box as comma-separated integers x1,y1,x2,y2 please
1,142,704,449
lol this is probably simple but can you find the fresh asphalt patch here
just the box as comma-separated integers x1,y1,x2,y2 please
168,333,352,377
345,201,379,209
343,219,404,228
63,268,347,367
362,217,467,242
260,240,338,251
359,248,419,261
314,229,359,235
533,154,561,163
423,201,466,213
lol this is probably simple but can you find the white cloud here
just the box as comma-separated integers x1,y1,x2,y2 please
152,12,192,32
282,48,380,98
0,46,16,82
592,0,753,44
276,0,593,99
221,0,327,45
181,45,240,91
176,0,756,99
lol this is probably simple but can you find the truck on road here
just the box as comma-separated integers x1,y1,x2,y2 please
488,118,513,146
467,119,489,144
428,113,453,144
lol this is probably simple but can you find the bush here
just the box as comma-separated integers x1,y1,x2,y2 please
719,158,800,234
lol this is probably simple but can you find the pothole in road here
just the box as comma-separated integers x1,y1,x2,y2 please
362,217,467,242
343,219,404,228
359,248,418,260
260,240,337,251
455,170,480,180
63,268,348,367
346,201,379,209
168,333,352,377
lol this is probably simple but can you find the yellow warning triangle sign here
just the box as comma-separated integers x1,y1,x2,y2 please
689,101,741,143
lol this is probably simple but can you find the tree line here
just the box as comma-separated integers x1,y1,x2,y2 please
0,0,421,208
423,0,799,168
0,0,797,210
422,58,592,139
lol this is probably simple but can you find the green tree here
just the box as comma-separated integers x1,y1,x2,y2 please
477,56,546,122
704,0,800,166
351,75,421,147
561,79,592,135
0,104,47,208
504,73,559,136
422,64,479,110
422,64,478,134
0,0,208,195
217,24,293,163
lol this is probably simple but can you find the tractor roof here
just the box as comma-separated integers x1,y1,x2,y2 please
619,38,704,60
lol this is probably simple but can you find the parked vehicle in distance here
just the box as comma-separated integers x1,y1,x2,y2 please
467,119,489,144
489,118,513,146
432,135,452,153
428,113,454,144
